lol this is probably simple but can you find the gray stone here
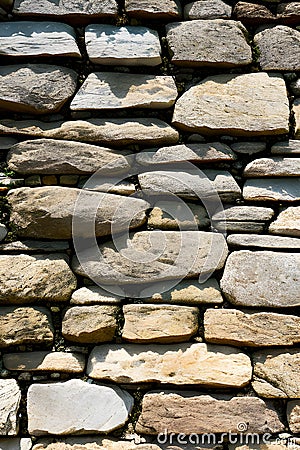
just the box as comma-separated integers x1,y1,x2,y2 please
0,240,69,253
0,137,17,150
71,287,122,305
79,179,136,196
221,250,300,308
287,401,300,433
166,20,251,67
277,2,300,25
3,352,85,373
243,179,300,202
213,205,274,221
0,223,7,242
85,25,161,66
172,73,289,136
227,234,300,249
269,207,300,237
125,0,181,20
0,438,31,450
271,140,300,155
215,221,265,233
27,380,134,435
184,0,232,19
148,202,209,230
0,380,21,435
244,157,300,177
233,2,276,25
231,141,266,155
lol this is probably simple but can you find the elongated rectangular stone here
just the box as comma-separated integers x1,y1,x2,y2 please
269,206,300,237
3,351,85,373
271,140,300,154
125,0,182,20
244,157,300,177
243,179,300,202
227,234,300,249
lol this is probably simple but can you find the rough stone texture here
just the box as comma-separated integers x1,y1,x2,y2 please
3,352,85,373
125,0,182,20
0,22,80,57
87,343,251,387
32,439,162,450
122,304,199,343
172,73,289,136
244,158,300,177
0,380,21,435
7,139,131,175
136,392,284,434
213,205,274,222
0,240,69,253
204,309,300,346
287,401,300,433
148,202,209,230
278,2,300,24
227,234,300,250
70,73,177,111
221,250,300,308
243,179,300,202
0,438,32,450
233,2,276,24
0,307,53,347
80,179,136,196
254,25,300,71
184,0,232,20
85,25,161,66
271,140,300,154
294,99,300,139
216,221,265,233
8,187,149,239
269,207,300,237
166,20,251,67
71,287,122,305
252,349,300,398
62,305,119,344
27,380,134,435
231,141,267,155
0,223,7,242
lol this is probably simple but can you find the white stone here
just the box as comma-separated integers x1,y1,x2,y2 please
0,380,21,435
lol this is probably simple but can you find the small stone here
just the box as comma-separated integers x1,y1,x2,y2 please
227,234,300,249
269,206,300,237
0,240,69,253
0,438,32,450
231,141,266,155
3,352,85,373
148,202,209,230
287,401,300,433
184,0,232,20
71,286,122,305
25,175,41,187
233,2,276,24
277,3,300,25
59,175,78,186
213,205,274,221
0,380,21,435
243,179,300,202
42,175,57,185
0,223,7,242
271,140,300,154
244,157,300,177
125,0,181,20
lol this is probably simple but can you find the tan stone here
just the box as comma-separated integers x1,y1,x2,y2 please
244,157,300,177
125,0,182,20
269,207,300,237
33,439,161,450
287,401,300,433
148,202,209,230
3,352,85,373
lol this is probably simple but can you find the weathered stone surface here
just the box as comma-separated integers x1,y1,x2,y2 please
0,118,179,147
173,73,289,136
32,438,162,450
0,223,7,242
0,240,69,253
85,25,161,66
213,205,274,222
88,343,251,387
71,287,122,305
269,207,300,237
148,202,209,230
125,0,181,20
204,309,300,347
253,349,300,398
27,380,134,435
0,438,31,450
243,179,300,202
0,307,53,348
231,141,266,155
278,2,300,24
233,2,275,24
221,250,300,308
71,73,177,111
271,140,300,154
227,234,300,249
216,221,265,233
0,65,77,115
62,305,119,344
3,352,85,373
0,22,80,57
244,157,300,177
122,304,199,343
8,187,149,239
287,401,300,433
136,392,284,434
293,99,300,139
184,0,232,19
0,380,21,435
166,20,251,67
7,139,130,175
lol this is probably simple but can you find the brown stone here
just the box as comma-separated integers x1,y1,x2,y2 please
269,207,300,237
233,2,276,24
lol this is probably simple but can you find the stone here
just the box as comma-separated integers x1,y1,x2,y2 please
294,99,300,139
70,73,177,111
0,240,69,253
3,352,85,373
87,343,251,387
287,401,300,433
0,438,32,450
231,141,266,155
148,202,209,230
0,21,80,58
166,20,251,67
252,349,300,398
269,207,300,237
290,79,300,96
71,287,122,305
79,179,136,196
0,380,21,435
184,0,232,20
122,304,199,343
62,305,119,344
244,157,300,177
0,65,77,115
271,141,300,154
243,179,300,202
32,438,162,450
233,2,275,24
8,187,149,239
85,25,161,66
0,118,179,147
7,139,131,175
216,222,265,233
135,392,284,434
27,380,134,435
213,205,274,222
204,309,300,347
277,2,300,25
227,234,300,249
125,0,181,20
173,72,289,136
0,223,7,242
0,307,53,347
221,250,300,308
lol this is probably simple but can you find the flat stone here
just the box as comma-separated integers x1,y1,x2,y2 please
0,306,53,348
85,25,161,66
0,439,31,450
221,250,300,308
204,309,300,346
243,179,300,202
70,73,177,111
125,0,181,20
271,140,300,154
0,65,77,115
3,352,85,373
71,287,122,305
7,138,130,175
252,349,300,398
79,179,136,196
244,157,300,177
62,305,119,344
8,186,149,239
135,392,284,434
148,202,209,230
215,221,265,233
0,223,7,242
278,2,300,24
269,207,300,237
87,343,251,387
0,380,21,435
122,304,199,343
231,141,267,155
0,22,80,58
233,2,276,24
184,0,232,19
287,401,300,433
173,73,289,136
213,205,274,222
27,380,134,435
293,99,300,139
227,234,300,249
32,438,162,450
0,137,17,150
0,118,179,147
166,20,251,67
0,240,69,253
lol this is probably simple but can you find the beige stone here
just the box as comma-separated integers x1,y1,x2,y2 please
227,234,300,250
244,157,300,177
125,0,182,20
287,401,300,433
71,286,122,305
148,202,209,230
0,380,21,435
269,207,300,237
33,439,161,450
213,205,274,221
3,352,85,373
184,0,232,19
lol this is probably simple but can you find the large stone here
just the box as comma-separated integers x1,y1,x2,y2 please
172,73,289,136
227,234,300,250
71,286,122,305
3,351,85,373
166,20,251,67
7,139,130,175
32,439,162,450
85,25,161,66
233,2,276,24
221,250,300,308
244,157,300,177
243,179,300,202
136,392,284,434
0,380,21,435
213,205,274,222
184,0,232,19
148,202,209,230
87,343,251,387
271,140,300,155
254,25,300,71
269,207,300,237
204,309,300,347
27,380,134,435
0,22,80,57
70,73,177,111
277,2,300,25
125,0,181,20
287,401,300,433
252,349,300,398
